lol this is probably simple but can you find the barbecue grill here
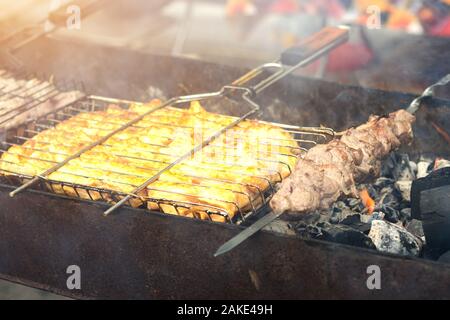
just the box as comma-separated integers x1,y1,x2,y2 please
0,27,450,299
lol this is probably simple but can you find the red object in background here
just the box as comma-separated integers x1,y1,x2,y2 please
269,0,299,14
430,17,450,36
302,42,373,76
325,42,374,72
226,0,253,17
300,0,346,19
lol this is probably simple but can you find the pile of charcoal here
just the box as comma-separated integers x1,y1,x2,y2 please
290,153,450,257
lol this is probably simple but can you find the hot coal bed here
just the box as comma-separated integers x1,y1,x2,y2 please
0,36,449,299
288,152,450,260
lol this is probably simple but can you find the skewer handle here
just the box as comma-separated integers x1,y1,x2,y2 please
281,26,349,66
407,74,450,114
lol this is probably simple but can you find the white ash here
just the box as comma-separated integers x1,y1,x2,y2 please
369,220,423,256
417,161,431,179
395,180,412,202
434,158,450,171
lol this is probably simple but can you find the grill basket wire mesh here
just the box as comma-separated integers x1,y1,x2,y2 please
0,95,333,224
0,69,84,130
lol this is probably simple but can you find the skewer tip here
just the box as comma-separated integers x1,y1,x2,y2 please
213,249,225,258
213,244,231,257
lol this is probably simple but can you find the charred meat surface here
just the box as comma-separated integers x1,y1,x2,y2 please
270,109,415,218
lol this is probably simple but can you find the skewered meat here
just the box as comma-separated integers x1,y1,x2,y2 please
270,109,415,219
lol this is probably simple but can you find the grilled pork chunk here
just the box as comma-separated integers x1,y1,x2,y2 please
270,109,415,218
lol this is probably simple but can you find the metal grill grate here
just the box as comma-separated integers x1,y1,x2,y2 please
0,69,84,128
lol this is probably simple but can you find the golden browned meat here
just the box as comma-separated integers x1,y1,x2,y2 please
270,110,415,219
0,100,299,222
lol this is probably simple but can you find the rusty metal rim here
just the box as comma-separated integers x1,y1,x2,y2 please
1,183,450,271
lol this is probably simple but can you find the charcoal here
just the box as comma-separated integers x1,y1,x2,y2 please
283,211,326,225
360,214,372,224
350,222,372,233
395,154,417,181
366,185,379,199
381,153,396,178
380,205,400,223
301,212,328,225
406,219,424,240
400,208,412,223
409,161,418,175
293,222,323,239
329,214,340,225
346,198,360,207
368,220,423,256
374,177,395,189
341,213,362,226
438,251,450,264
263,219,296,236
330,203,360,225
346,198,364,211
361,211,385,224
395,180,412,202
293,220,375,249
289,151,437,256
382,153,417,181
379,187,402,207
334,201,347,209
316,222,376,249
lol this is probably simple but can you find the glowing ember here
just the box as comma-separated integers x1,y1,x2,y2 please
360,189,375,214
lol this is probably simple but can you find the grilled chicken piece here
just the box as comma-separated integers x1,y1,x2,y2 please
270,109,415,218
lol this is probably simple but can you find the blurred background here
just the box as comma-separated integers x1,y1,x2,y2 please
0,0,449,299
1,0,449,95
